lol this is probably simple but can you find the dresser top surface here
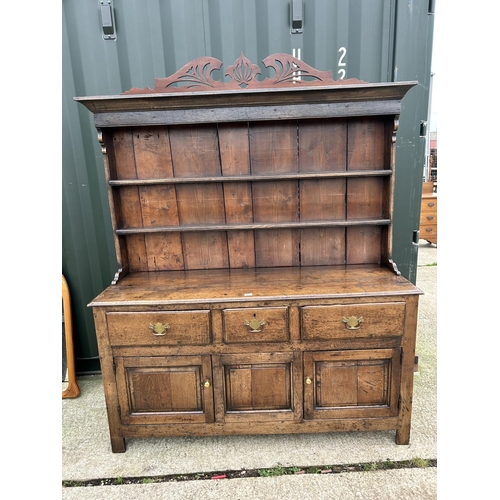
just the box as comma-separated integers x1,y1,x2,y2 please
89,265,422,308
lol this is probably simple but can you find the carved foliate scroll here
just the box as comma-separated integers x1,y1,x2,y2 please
225,54,262,87
122,53,366,95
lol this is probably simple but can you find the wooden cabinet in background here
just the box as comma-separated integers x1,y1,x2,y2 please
76,54,422,453
420,184,437,244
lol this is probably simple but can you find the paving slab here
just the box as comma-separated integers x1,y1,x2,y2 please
62,468,437,499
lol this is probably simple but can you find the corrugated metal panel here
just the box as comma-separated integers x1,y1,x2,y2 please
302,0,396,82
62,0,433,373
392,0,435,282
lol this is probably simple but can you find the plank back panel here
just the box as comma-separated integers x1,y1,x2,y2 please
250,121,299,267
169,125,229,269
109,116,394,271
218,123,255,268
133,127,184,271
347,117,386,170
298,119,347,265
112,130,147,270
346,117,387,264
347,177,384,219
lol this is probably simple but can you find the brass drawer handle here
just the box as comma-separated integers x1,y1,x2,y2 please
426,228,433,232
149,322,170,336
342,316,364,330
244,318,266,333
427,202,435,207
426,215,434,220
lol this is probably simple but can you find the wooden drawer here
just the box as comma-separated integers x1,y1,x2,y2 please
421,197,437,210
420,199,437,224
420,224,437,244
106,310,210,346
222,307,289,343
301,303,406,340
420,208,436,226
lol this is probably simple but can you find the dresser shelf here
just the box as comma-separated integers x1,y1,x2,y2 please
116,218,392,235
109,169,392,186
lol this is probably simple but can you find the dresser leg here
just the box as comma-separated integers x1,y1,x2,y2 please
110,437,126,453
395,428,410,445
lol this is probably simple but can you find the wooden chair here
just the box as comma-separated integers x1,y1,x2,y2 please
62,275,80,398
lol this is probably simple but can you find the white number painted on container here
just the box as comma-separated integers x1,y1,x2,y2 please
338,47,347,79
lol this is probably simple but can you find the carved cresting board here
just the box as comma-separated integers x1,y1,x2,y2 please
122,53,366,94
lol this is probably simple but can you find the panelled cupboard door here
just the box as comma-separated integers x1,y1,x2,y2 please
213,352,302,423
303,349,401,420
115,356,214,425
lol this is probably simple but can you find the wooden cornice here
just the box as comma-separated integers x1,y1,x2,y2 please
74,53,417,119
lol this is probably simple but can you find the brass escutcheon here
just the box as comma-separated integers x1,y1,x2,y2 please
204,380,210,388
342,316,364,330
149,322,170,336
244,318,266,333
305,377,312,385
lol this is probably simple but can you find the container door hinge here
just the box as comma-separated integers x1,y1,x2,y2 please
420,120,427,137
290,0,303,34
99,0,117,41
413,230,420,245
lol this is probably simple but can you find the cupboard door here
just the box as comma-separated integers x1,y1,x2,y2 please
213,352,302,423
115,356,214,425
303,349,401,420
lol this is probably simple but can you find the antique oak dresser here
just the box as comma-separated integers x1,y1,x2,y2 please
76,54,422,453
